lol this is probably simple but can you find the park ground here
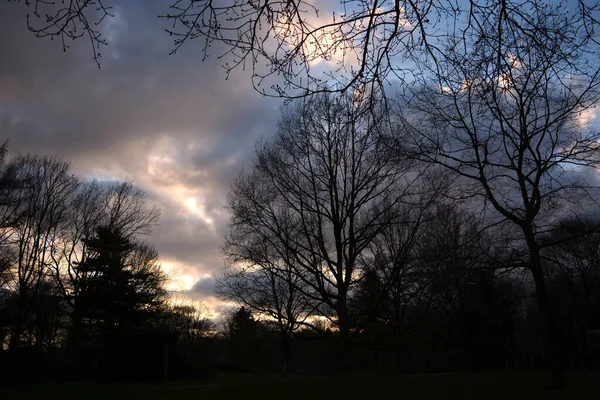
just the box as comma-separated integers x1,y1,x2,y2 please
2,371,600,400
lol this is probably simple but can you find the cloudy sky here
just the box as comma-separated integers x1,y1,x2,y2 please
0,2,283,310
2,1,599,315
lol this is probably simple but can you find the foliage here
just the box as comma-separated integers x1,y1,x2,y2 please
74,225,167,332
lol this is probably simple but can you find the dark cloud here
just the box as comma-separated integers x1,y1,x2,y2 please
0,1,281,295
0,2,280,155
187,276,218,301
152,210,224,271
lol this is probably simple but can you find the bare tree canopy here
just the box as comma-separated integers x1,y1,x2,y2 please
224,92,435,370
399,0,600,244
216,256,314,375
165,0,600,97
7,1,599,98
6,0,114,66
2,155,79,349
393,0,600,389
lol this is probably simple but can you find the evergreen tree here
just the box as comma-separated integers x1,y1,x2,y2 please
227,307,260,371
74,226,166,336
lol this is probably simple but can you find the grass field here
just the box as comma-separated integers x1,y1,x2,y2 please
3,371,600,400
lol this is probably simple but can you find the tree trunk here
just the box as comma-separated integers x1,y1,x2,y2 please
9,290,28,349
337,302,350,372
8,319,23,349
67,307,83,354
281,334,291,377
393,328,402,370
526,231,566,389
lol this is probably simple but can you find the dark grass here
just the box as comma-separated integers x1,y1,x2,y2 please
3,371,600,400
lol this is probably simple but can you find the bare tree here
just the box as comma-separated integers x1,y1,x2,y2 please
226,92,418,370
5,0,114,66
0,142,23,229
159,301,214,343
543,217,600,370
7,0,448,82
163,1,599,98
0,142,20,290
163,0,451,97
397,1,600,387
102,180,161,239
353,170,449,347
45,180,103,350
48,179,160,350
417,205,518,370
5,155,79,349
219,237,315,376
9,1,598,102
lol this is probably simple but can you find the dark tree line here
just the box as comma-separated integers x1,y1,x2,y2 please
5,0,600,390
212,0,600,390
218,89,600,386
218,204,600,376
0,147,215,384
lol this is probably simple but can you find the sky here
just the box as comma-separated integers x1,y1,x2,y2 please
0,1,283,311
2,1,599,316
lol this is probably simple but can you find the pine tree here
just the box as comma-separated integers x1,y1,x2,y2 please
75,226,166,335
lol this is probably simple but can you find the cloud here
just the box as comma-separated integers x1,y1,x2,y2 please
0,1,282,298
187,276,218,300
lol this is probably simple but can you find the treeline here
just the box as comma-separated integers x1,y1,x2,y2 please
2,87,599,384
219,210,600,375
0,147,214,384
217,92,600,381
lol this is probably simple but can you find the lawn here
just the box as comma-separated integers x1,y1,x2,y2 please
3,371,600,400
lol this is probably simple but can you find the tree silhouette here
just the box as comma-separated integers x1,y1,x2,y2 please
226,306,261,371
9,1,599,102
45,180,161,351
418,207,517,371
159,303,214,345
398,1,600,388
73,225,166,340
217,252,314,376
226,92,422,371
5,0,114,67
162,1,600,99
5,155,78,349
543,217,600,370
353,172,449,351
